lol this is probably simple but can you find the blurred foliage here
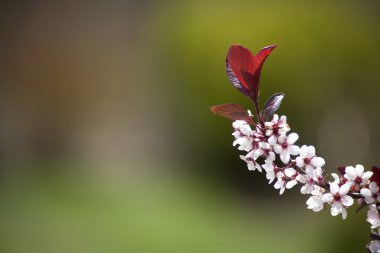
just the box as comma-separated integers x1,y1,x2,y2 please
0,170,345,253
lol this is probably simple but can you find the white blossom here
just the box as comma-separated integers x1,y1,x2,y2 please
273,133,300,163
233,136,254,152
367,205,380,229
296,167,324,194
322,182,353,219
262,159,276,184
368,240,380,253
306,187,325,212
330,173,341,184
264,114,290,144
295,145,325,174
361,182,380,205
240,155,262,172
344,164,373,188
233,120,254,137
274,168,298,195
249,142,275,161
368,230,380,253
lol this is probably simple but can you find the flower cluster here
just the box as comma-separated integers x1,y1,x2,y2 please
233,114,358,216
233,113,380,251
211,44,380,252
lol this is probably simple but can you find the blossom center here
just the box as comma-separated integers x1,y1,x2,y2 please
355,177,362,185
333,194,341,202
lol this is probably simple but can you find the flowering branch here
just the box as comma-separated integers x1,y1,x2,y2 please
211,44,380,252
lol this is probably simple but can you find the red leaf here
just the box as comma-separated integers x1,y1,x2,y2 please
370,166,380,186
337,166,346,175
210,103,254,125
226,45,254,96
226,44,277,98
251,45,277,97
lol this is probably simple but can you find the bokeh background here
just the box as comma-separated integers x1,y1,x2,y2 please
0,0,380,252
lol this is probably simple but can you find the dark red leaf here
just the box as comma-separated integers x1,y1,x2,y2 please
226,44,277,99
370,166,380,186
250,45,277,98
337,166,346,175
226,45,254,96
210,103,254,125
263,92,284,120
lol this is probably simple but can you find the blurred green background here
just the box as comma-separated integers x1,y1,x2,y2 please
0,0,380,252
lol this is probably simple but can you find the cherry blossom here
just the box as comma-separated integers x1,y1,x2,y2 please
264,114,290,144
344,164,373,189
273,133,300,163
306,187,325,212
296,167,324,194
295,145,325,174
249,142,275,161
322,182,353,219
367,205,380,229
368,229,380,253
232,120,254,138
261,159,276,184
274,168,298,195
368,239,380,253
361,182,380,204
240,155,262,172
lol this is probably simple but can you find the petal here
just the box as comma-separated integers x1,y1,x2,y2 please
268,152,275,161
279,115,287,122
305,166,314,176
341,195,353,207
322,193,334,203
286,179,297,189
331,173,340,184
370,182,380,193
361,188,372,198
296,174,306,184
247,161,257,171
274,144,282,154
314,167,323,177
307,146,316,157
339,183,351,195
345,166,356,178
278,135,286,144
362,171,374,182
290,145,300,156
330,183,340,194
285,168,296,177
341,208,347,219
330,204,341,216
300,145,308,158
355,164,365,176
280,150,290,164
255,163,263,173
311,157,325,168
268,135,277,145
253,149,264,159
287,133,299,144
296,157,304,168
